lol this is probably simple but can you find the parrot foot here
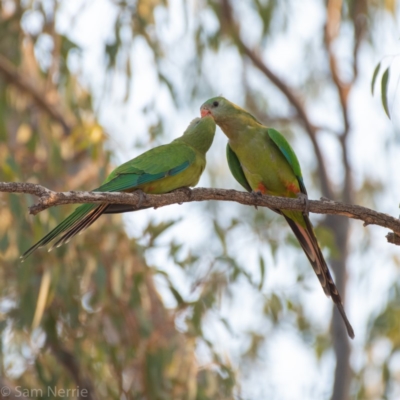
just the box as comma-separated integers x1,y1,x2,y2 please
175,187,193,205
251,190,263,210
296,192,310,216
135,190,148,209
182,187,193,200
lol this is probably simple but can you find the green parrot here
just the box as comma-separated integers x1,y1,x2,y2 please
200,97,354,339
21,116,216,260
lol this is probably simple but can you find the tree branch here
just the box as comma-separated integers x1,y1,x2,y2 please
386,232,400,245
325,0,351,135
351,0,367,84
1,181,399,244
325,0,354,207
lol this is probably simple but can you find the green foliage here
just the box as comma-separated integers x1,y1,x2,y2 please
371,62,381,95
381,67,391,119
371,61,395,120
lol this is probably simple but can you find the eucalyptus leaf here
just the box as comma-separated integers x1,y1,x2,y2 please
371,62,381,95
381,67,391,119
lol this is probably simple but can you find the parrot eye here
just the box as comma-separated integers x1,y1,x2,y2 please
213,101,219,107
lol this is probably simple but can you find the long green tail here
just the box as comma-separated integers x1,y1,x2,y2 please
21,203,104,261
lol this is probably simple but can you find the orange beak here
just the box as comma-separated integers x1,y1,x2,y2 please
201,108,212,118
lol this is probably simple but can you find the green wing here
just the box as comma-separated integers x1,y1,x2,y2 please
95,142,196,192
267,128,307,194
226,143,252,192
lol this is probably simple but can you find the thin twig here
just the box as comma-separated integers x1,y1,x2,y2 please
1,181,399,244
325,0,351,135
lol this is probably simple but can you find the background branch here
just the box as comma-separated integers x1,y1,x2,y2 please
0,54,72,134
1,181,399,244
323,4,361,397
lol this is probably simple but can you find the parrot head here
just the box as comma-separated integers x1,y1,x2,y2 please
201,97,261,128
178,115,216,153
200,97,254,123
200,96,229,120
183,115,216,136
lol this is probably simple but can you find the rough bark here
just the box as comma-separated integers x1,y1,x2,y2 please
1,181,399,244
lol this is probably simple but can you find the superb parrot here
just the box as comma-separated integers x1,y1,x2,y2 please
200,97,354,339
21,116,216,260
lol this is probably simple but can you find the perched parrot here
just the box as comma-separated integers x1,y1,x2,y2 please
200,97,354,339
21,116,216,260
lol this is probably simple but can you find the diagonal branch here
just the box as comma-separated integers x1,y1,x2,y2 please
325,0,354,209
325,0,351,136
1,181,399,244
0,54,72,134
351,0,367,86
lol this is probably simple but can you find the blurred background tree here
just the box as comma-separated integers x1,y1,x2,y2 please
1,0,400,399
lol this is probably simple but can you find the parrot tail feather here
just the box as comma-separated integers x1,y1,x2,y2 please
21,204,95,261
21,203,105,261
50,204,108,250
102,204,151,214
283,214,354,339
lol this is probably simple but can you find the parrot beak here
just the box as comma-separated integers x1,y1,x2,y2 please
201,108,212,118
